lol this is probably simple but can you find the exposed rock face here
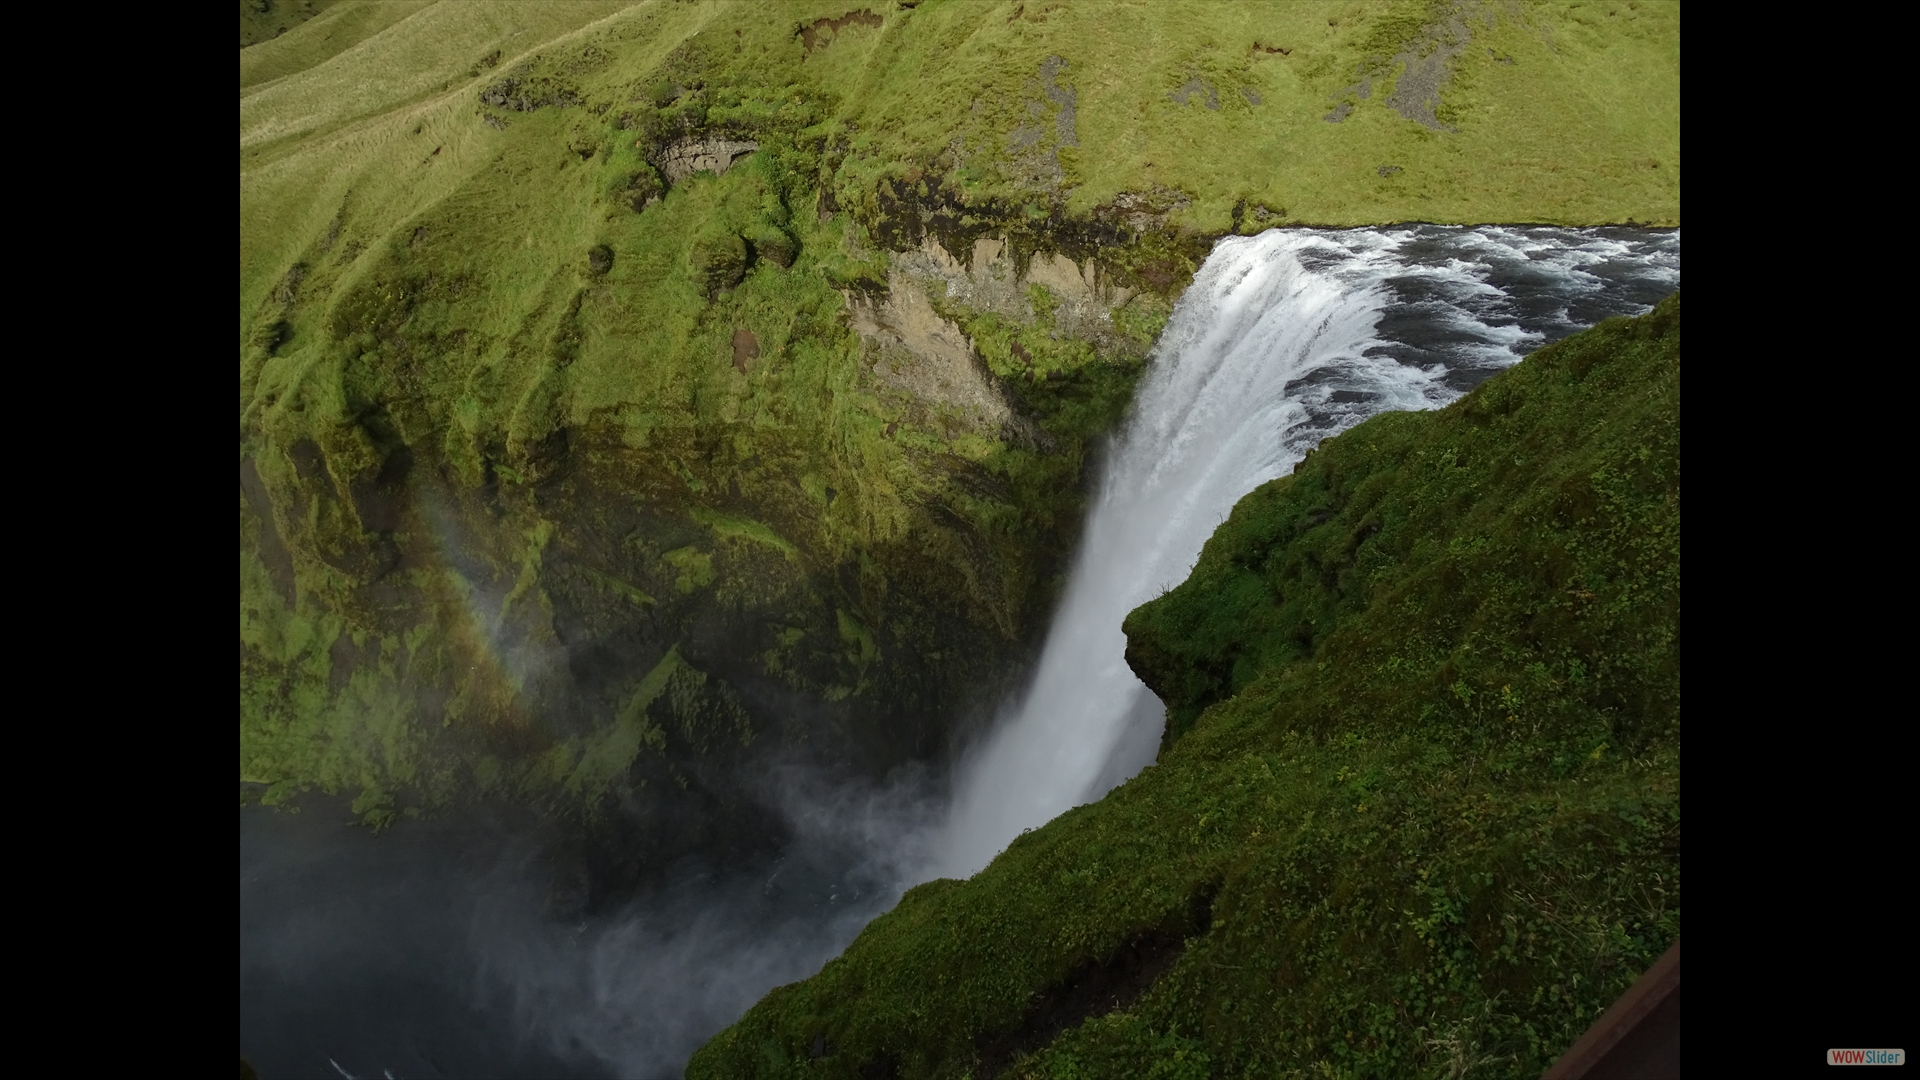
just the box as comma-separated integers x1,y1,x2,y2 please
848,235,1145,443
891,235,1136,349
1102,189,1194,236
1021,248,1137,340
653,137,760,185
850,278,1012,434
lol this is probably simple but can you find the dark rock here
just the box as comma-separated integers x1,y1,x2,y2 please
798,10,882,52
478,68,582,113
746,225,795,269
626,165,664,211
690,229,746,297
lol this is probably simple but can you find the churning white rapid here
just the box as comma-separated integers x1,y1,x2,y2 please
936,225,1680,878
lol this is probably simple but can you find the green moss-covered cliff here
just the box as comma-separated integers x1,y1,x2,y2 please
690,294,1680,1078
240,0,1678,888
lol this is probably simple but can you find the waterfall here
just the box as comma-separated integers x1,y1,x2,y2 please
248,226,1677,1080
936,225,1680,878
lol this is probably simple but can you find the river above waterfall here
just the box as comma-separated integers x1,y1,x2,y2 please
241,225,1678,1079
936,224,1681,877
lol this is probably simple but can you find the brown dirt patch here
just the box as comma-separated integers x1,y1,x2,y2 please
799,10,882,52
732,327,760,374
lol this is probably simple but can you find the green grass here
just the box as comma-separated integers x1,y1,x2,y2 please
242,0,1679,320
688,295,1681,1079
241,1,422,82
240,0,1677,825
239,0,347,50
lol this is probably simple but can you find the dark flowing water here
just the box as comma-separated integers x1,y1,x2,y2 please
241,226,1679,1080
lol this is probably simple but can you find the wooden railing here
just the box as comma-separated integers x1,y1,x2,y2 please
1543,937,1680,1079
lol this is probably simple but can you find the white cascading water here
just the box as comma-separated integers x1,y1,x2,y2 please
936,225,1680,878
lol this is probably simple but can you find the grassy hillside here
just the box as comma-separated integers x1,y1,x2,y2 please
241,0,1678,352
689,295,1681,1079
239,0,1678,869
240,0,432,86
240,0,346,49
